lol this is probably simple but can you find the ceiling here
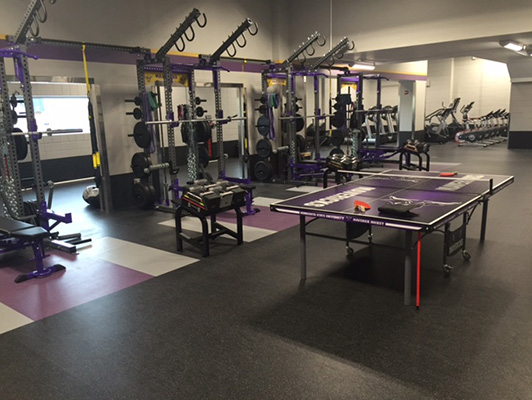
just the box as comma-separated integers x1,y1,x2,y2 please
353,32,532,66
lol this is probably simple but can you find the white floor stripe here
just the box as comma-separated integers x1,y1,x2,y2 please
286,186,322,193
80,237,198,276
158,218,276,242
252,196,283,207
0,303,33,334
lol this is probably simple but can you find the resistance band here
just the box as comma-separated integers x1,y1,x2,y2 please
82,44,102,187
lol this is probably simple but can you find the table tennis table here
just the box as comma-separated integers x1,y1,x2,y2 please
270,169,514,308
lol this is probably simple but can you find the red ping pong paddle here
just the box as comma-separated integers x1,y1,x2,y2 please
440,172,458,177
354,200,371,212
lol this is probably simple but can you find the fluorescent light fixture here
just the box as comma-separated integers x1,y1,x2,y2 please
500,40,525,52
351,62,375,71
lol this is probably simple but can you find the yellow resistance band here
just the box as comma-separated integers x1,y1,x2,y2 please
82,44,100,169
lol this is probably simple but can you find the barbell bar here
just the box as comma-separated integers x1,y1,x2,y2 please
145,115,246,126
9,128,83,137
278,113,336,120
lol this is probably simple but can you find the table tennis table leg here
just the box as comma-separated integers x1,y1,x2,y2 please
404,230,413,306
300,215,307,280
480,199,489,241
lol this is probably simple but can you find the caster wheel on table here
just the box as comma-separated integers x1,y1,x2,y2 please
462,250,471,261
443,264,452,277
346,246,354,261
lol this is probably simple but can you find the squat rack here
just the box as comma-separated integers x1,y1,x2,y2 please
131,9,260,209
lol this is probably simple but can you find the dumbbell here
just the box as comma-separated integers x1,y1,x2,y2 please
131,152,171,178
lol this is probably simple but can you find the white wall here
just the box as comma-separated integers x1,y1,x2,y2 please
282,0,532,56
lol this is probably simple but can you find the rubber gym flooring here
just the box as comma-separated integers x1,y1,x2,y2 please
0,143,531,399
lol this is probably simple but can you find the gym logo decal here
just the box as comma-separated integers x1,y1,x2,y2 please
304,187,374,208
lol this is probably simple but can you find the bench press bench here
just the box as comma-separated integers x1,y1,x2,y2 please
0,216,65,283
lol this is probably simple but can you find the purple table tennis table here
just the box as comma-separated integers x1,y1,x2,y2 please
270,169,514,308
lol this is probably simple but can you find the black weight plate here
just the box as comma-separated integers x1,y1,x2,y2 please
329,148,344,156
196,121,212,142
306,123,316,137
11,110,18,126
131,152,150,178
331,112,345,128
296,134,306,153
198,145,210,168
257,104,267,115
256,115,270,137
133,182,156,209
254,160,273,181
133,108,143,120
256,139,272,159
295,114,305,132
330,129,344,147
196,106,205,117
12,128,28,160
133,122,151,148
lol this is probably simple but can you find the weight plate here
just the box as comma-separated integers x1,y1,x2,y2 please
306,123,316,137
198,145,210,168
295,114,305,132
12,128,28,160
254,160,273,181
296,134,306,153
331,112,345,128
329,148,344,157
257,104,267,115
197,121,212,142
256,139,272,159
330,129,344,147
133,122,151,148
131,152,151,178
132,108,143,120
256,115,270,137
11,110,18,126
133,182,156,209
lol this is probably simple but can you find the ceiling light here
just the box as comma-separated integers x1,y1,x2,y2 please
351,62,375,71
500,40,525,52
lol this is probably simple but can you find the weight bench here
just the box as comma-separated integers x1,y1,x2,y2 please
0,216,65,283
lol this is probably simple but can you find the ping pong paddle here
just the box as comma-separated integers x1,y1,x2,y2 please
440,172,458,177
354,200,371,212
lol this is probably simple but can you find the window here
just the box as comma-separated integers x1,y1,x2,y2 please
13,96,90,133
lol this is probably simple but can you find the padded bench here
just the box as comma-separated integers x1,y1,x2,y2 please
0,216,65,283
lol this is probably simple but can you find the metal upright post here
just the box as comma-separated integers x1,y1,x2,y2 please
0,57,24,217
286,67,296,178
213,69,224,177
16,52,45,205
314,74,321,160
163,58,177,180
187,70,199,182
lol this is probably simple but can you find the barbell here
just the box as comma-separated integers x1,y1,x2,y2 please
9,128,83,137
144,115,246,126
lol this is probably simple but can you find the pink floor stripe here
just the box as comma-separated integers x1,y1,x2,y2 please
0,251,152,321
